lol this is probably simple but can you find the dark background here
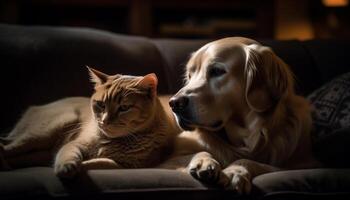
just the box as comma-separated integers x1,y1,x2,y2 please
1,0,350,40
0,0,349,133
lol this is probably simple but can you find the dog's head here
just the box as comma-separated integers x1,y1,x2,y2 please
169,37,294,131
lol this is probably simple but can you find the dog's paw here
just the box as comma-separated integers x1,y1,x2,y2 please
222,165,252,194
187,152,222,184
54,161,80,179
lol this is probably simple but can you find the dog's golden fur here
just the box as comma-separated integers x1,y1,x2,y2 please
162,37,317,193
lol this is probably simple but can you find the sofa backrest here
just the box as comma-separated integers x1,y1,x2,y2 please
0,24,349,132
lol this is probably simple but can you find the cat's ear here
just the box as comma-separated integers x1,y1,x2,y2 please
86,66,109,87
138,73,158,97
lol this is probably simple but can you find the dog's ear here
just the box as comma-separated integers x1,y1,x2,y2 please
244,44,293,112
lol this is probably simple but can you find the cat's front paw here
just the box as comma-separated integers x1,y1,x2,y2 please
222,165,252,194
54,161,80,179
187,152,222,184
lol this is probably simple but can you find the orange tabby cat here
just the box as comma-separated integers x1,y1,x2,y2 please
0,67,179,178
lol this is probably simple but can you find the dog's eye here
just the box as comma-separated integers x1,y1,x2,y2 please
208,66,226,78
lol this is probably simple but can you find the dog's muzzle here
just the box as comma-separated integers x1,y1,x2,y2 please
169,95,195,130
169,96,189,113
169,95,223,131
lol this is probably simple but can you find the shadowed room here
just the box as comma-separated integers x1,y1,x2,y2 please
0,0,350,200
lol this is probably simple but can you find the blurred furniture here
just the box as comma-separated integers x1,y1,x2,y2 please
310,0,350,39
0,24,350,200
0,0,274,38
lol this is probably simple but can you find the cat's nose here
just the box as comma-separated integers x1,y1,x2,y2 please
169,96,189,113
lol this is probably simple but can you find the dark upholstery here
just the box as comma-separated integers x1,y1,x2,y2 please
0,24,350,199
253,169,350,199
0,168,208,198
307,73,350,168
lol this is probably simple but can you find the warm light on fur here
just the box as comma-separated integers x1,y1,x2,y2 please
163,37,317,194
0,68,179,178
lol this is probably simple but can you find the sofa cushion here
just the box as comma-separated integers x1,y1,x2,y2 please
0,24,168,132
308,72,350,138
0,167,210,199
312,127,350,167
253,169,350,198
307,72,350,167
0,167,245,200
303,40,350,84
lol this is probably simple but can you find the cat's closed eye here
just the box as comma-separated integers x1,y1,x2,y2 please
93,100,105,113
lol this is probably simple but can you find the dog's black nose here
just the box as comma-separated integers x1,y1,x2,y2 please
169,96,189,112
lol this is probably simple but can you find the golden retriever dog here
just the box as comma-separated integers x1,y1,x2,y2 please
163,37,318,194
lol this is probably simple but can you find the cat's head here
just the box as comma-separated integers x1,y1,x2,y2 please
87,66,158,138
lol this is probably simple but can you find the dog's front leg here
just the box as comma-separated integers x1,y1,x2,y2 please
187,151,226,184
221,159,279,194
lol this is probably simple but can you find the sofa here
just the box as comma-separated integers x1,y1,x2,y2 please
0,24,349,200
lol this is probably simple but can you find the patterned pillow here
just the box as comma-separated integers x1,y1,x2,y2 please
307,72,350,167
308,72,350,140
